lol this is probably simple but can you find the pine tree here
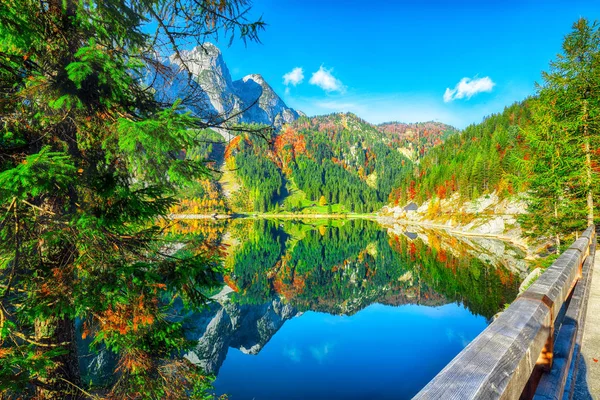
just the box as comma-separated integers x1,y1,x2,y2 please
547,18,600,227
522,18,600,247
0,0,264,397
521,94,586,252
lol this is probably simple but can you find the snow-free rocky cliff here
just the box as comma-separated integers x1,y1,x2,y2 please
379,191,530,254
166,43,299,129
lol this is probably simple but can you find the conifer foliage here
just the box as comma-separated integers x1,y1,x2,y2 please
521,18,600,250
0,0,263,397
388,101,531,205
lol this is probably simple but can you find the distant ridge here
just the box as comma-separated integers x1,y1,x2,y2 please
377,121,458,162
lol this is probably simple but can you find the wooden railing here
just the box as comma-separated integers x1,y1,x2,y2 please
414,225,596,400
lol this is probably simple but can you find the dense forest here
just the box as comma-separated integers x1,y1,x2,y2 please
223,114,454,213
377,121,458,162
389,101,532,205
387,19,600,250
0,0,266,398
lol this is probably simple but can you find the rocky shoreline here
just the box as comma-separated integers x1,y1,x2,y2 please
378,192,538,258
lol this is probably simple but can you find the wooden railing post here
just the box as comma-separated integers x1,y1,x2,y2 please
413,225,596,400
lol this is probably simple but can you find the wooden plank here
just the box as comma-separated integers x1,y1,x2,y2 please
533,324,577,400
414,228,595,400
523,245,584,322
534,242,596,400
580,226,595,241
414,298,551,399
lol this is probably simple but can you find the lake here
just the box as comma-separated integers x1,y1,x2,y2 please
175,218,526,399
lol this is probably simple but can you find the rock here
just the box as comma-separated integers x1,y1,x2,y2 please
417,200,430,214
233,74,299,126
492,196,528,215
167,43,299,130
185,297,298,375
398,271,413,282
519,267,543,294
471,216,505,235
463,192,499,214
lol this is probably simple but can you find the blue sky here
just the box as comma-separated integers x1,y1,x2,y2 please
214,0,600,128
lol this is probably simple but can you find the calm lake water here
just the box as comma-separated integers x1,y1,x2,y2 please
177,218,525,399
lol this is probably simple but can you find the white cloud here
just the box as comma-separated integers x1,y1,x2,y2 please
309,66,344,92
284,84,531,129
283,346,302,363
443,76,495,102
283,67,304,86
310,343,333,364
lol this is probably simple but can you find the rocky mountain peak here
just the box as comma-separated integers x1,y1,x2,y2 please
242,73,265,85
170,44,230,83
166,43,299,129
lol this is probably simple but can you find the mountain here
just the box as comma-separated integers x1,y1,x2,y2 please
377,121,458,162
173,112,463,215
158,47,463,215
168,43,299,128
185,298,297,375
388,101,532,206
224,112,415,213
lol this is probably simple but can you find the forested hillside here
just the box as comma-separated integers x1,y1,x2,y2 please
173,114,460,215
169,128,230,214
389,101,533,205
386,17,600,254
223,113,415,213
377,121,458,162
175,115,458,215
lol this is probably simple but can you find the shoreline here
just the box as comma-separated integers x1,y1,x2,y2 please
376,215,530,252
169,213,377,220
168,212,527,249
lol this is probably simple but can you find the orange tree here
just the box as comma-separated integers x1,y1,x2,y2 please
0,0,263,398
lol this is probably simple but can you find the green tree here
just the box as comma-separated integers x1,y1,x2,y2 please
0,0,264,397
521,95,586,252
543,18,600,227
522,18,600,247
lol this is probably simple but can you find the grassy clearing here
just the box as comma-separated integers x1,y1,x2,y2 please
219,166,240,198
276,178,350,214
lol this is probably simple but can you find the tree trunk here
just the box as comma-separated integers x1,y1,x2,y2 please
35,188,81,396
35,315,81,399
54,316,82,397
554,202,561,254
41,0,82,383
583,99,594,226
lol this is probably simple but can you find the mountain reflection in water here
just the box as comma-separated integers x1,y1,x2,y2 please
173,219,526,400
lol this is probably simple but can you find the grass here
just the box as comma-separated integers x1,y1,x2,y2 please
216,173,376,217
274,178,351,214
218,165,240,197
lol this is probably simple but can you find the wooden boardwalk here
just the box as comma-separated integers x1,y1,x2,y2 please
573,240,600,399
413,226,597,400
